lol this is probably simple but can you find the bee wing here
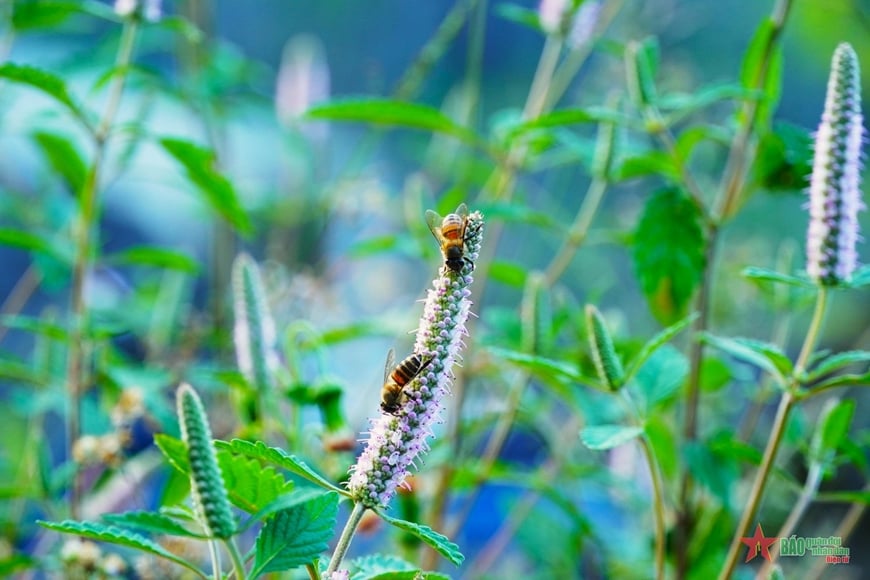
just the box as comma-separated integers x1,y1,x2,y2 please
425,209,448,246
383,348,396,384
455,203,468,219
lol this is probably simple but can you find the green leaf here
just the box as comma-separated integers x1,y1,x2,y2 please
305,98,482,148
632,345,689,411
249,491,338,577
101,511,206,538
33,131,88,194
217,451,293,514
506,107,628,140
807,351,870,383
214,439,346,495
632,188,706,324
701,334,787,385
645,416,678,478
847,264,870,288
12,1,82,30
154,434,190,474
0,315,67,340
0,63,86,123
815,490,870,504
378,511,464,567
160,138,252,234
625,37,659,106
486,347,592,384
105,246,199,273
612,151,679,182
494,3,541,31
488,261,528,288
658,83,758,115
241,487,326,531
37,520,204,577
752,122,813,191
733,338,792,376
809,399,854,469
742,266,814,288
580,425,644,450
0,228,68,261
624,312,697,383
739,18,783,127
809,371,870,393
683,440,737,509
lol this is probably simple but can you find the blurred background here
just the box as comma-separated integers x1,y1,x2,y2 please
1,0,869,578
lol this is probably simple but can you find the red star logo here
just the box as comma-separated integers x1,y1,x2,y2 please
740,523,777,562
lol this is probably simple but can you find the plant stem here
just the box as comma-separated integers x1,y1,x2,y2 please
326,502,366,574
207,539,222,580
758,463,822,576
639,435,667,580
224,538,247,580
65,19,138,519
718,287,828,580
804,483,869,580
676,2,793,573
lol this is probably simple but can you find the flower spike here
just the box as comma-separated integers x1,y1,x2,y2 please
348,210,484,508
807,43,865,286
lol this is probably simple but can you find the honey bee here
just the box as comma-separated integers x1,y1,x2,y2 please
381,348,433,415
425,203,479,273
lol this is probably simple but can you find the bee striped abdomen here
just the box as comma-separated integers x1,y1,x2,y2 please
392,354,426,385
441,215,464,240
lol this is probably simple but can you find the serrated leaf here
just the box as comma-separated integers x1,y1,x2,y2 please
214,439,346,495
241,487,327,531
580,425,644,450
249,491,338,577
154,434,190,474
632,345,689,411
624,312,697,383
348,554,417,579
105,246,199,273
632,188,705,324
809,371,870,394
101,511,206,538
0,63,86,123
306,98,481,146
33,131,88,194
217,451,293,514
378,511,464,566
742,266,814,288
37,520,204,576
160,138,251,234
701,333,787,385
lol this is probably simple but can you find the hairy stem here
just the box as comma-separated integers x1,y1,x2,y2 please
719,287,827,580
326,502,366,574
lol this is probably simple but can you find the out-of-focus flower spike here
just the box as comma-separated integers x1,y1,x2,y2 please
348,210,484,508
585,304,625,391
539,0,601,50
114,0,161,22
176,384,235,539
807,42,865,286
232,253,279,396
276,35,330,136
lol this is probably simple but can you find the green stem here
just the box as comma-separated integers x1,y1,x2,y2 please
65,19,139,519
677,2,793,574
718,287,828,580
639,435,667,580
207,539,222,580
326,502,366,574
224,538,247,580
758,463,822,576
